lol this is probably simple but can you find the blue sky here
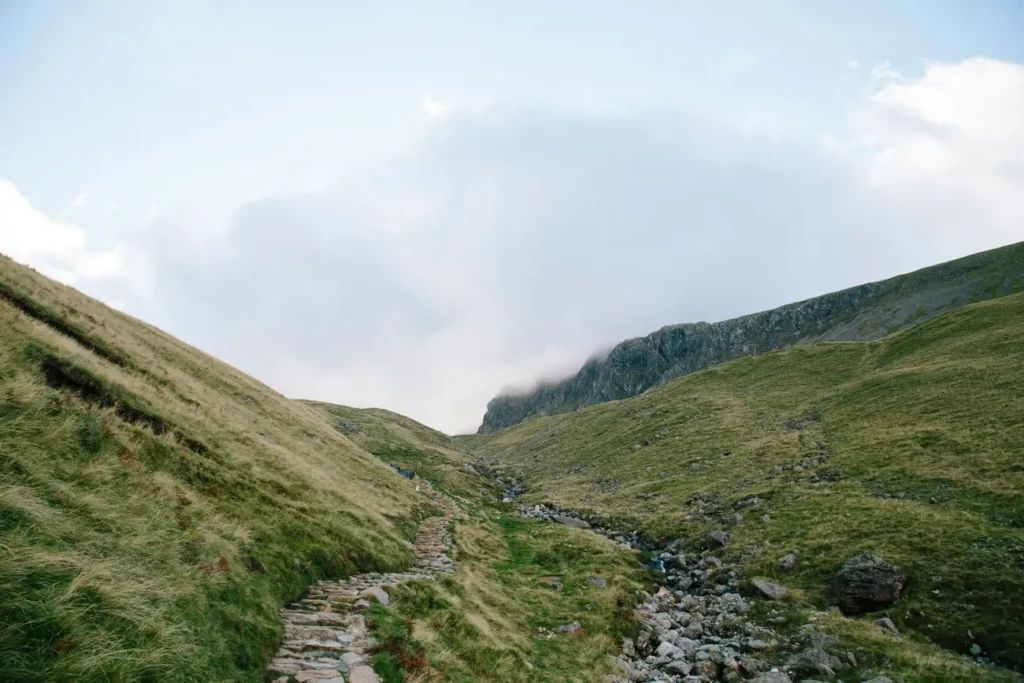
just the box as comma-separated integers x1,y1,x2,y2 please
2,1,1023,431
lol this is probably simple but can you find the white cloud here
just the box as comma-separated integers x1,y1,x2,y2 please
859,57,1024,254
422,94,451,118
72,191,90,208
3,58,1022,433
0,178,152,293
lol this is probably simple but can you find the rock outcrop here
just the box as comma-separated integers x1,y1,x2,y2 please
478,241,1024,433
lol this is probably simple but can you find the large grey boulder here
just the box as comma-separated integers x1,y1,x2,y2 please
828,554,905,614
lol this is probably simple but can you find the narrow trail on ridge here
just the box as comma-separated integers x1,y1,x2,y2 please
268,480,464,683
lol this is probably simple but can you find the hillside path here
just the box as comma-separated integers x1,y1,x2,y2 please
268,480,463,683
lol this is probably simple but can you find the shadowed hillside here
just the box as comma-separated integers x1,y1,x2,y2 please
479,241,1024,433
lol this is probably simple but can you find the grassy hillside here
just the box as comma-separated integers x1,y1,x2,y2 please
479,240,1024,433
304,402,652,682
463,292,1024,674
0,255,431,682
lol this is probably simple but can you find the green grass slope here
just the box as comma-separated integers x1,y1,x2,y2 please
0,255,431,682
463,292,1024,673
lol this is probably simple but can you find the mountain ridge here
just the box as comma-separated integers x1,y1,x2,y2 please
478,240,1024,433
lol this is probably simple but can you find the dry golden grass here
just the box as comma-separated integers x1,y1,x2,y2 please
0,254,430,681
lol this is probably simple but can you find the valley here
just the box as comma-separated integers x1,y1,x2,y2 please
2,244,1023,682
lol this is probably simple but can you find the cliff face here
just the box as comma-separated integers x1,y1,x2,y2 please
478,241,1024,433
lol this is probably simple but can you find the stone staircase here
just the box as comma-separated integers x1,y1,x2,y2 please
268,480,462,683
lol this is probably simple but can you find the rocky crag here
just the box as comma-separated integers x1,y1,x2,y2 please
268,480,462,683
479,241,1024,433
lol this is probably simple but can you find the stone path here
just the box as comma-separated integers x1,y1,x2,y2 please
268,480,463,683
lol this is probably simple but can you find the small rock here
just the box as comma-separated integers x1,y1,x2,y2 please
748,672,792,683
665,660,693,675
703,530,730,549
360,586,390,606
751,578,787,600
556,621,582,634
656,640,681,658
586,576,608,589
735,497,763,509
778,553,798,572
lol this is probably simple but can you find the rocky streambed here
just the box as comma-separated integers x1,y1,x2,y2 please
517,503,904,683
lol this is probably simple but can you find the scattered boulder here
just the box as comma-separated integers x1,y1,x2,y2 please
874,617,899,634
778,553,798,572
664,660,692,675
703,530,730,549
828,555,905,614
556,621,582,634
553,514,591,529
735,497,763,509
751,578,788,600
585,575,608,588
461,463,480,476
786,648,841,679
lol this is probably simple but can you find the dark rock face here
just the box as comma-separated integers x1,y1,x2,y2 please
828,554,906,614
478,242,1024,433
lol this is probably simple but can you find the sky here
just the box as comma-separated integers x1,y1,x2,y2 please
1,1,1023,433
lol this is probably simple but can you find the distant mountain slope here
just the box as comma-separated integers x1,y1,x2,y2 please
479,240,1024,433
0,254,429,681
464,291,1024,671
